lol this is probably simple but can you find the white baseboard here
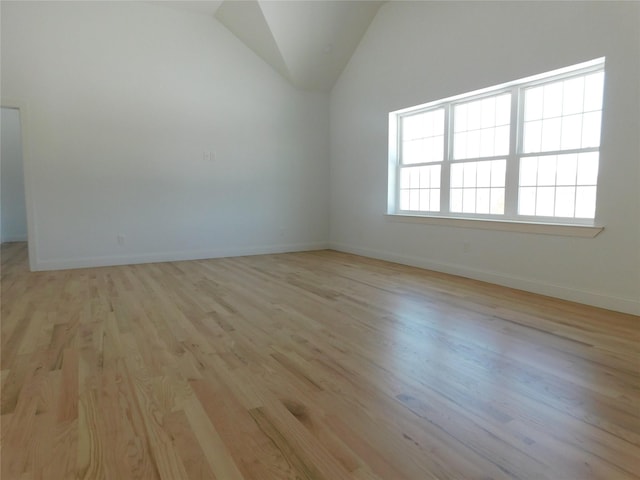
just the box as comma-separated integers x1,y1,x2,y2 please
34,241,329,272
28,239,640,316
329,241,640,316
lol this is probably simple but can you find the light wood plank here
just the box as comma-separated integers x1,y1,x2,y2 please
1,242,639,479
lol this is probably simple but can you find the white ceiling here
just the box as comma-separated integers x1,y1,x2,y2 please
156,0,384,91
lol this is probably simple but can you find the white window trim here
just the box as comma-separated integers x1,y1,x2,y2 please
384,214,603,238
388,58,606,234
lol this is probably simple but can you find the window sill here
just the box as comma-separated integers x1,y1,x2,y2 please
385,214,604,238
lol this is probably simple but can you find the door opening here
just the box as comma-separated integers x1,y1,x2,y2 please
1,107,28,245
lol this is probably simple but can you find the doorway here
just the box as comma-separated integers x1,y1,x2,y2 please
1,107,28,244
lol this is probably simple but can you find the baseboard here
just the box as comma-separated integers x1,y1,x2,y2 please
34,241,330,272
1,234,28,243
329,241,640,316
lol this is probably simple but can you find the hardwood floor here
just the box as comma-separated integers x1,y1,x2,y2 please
1,241,639,479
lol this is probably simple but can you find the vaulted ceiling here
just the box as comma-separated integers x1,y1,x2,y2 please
158,1,384,91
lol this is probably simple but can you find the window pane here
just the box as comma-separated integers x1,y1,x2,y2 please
575,186,597,218
543,82,563,118
556,154,577,185
433,109,445,136
581,111,601,148
536,186,555,216
449,161,505,215
480,128,495,157
402,139,422,165
466,130,481,158
454,132,467,160
432,135,444,162
404,138,443,165
523,120,542,153
517,153,598,219
454,103,468,132
491,160,506,187
481,97,496,128
496,94,511,125
519,187,536,215
410,190,419,210
490,188,505,214
430,165,441,188
453,93,511,160
494,125,509,156
450,189,463,212
477,161,491,188
525,86,543,121
400,190,410,210
476,188,490,213
399,165,441,213
463,162,477,188
420,190,430,211
410,168,420,188
577,152,599,185
584,72,604,112
537,155,556,186
463,188,476,212
431,189,440,211
468,101,482,130
403,114,427,140
555,186,576,217
423,137,434,160
451,164,463,188
519,157,538,186
419,166,430,188
522,70,603,155
401,108,445,164
541,117,562,151
393,63,603,222
560,114,582,150
400,168,411,189
402,109,445,140
562,77,584,115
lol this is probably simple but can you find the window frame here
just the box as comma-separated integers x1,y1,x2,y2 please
389,58,606,228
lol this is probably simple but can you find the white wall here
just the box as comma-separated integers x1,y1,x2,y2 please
330,1,640,315
0,1,330,269
0,107,28,243
2,1,638,315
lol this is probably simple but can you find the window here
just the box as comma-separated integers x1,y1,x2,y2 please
389,58,605,225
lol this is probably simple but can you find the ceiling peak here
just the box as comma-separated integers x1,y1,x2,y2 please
215,0,384,92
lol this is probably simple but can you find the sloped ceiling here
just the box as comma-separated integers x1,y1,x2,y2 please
159,1,224,16
159,1,384,92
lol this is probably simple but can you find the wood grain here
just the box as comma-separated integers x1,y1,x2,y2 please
1,241,639,479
